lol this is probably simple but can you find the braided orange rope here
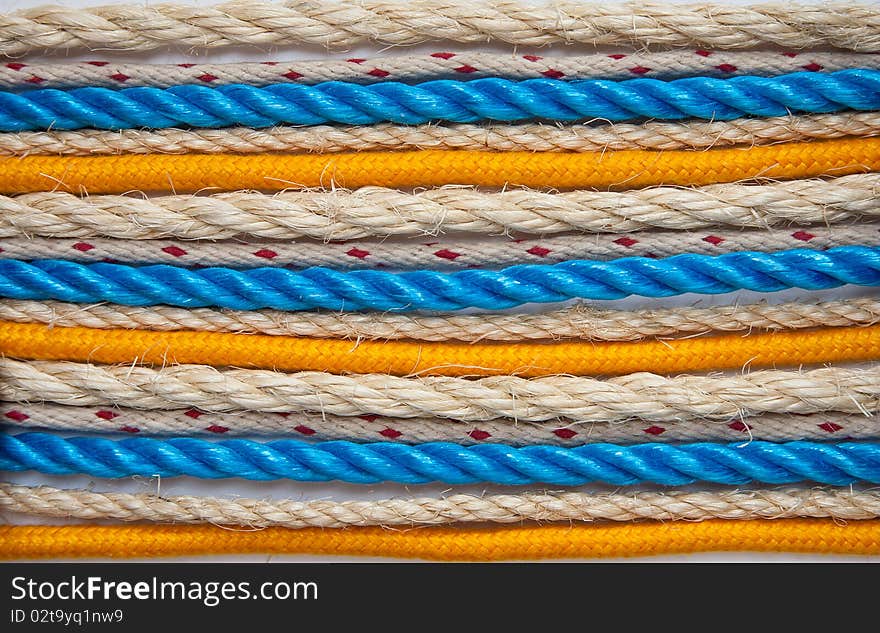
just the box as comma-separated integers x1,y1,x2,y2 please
2,520,878,560
3,320,880,377
1,137,877,194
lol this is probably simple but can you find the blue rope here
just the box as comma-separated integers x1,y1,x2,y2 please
2,246,880,311
0,69,878,131
1,432,878,485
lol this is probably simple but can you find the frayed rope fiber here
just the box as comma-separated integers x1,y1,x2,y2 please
5,321,880,378
3,70,879,132
3,247,880,311
2,137,876,195
3,432,880,486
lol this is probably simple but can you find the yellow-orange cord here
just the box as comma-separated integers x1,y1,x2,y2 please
1,520,878,560
3,320,880,377
0,137,877,194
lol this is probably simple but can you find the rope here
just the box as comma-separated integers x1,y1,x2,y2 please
3,296,879,343
5,483,880,527
3,432,880,485
4,224,878,269
4,247,880,311
4,1,878,54
4,359,880,422
6,52,878,90
6,321,880,378
2,113,878,157
5,70,880,132
4,403,877,445
3,137,876,195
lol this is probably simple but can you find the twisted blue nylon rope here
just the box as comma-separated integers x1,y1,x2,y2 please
2,246,880,311
0,69,878,131
1,432,878,485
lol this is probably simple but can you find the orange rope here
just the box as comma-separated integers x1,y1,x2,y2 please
2,520,878,560
3,320,880,377
1,137,877,194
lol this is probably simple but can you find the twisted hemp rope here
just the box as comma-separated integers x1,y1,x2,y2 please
3,223,877,269
4,359,880,422
3,1,878,54
4,483,880,526
2,113,877,156
3,403,876,445
4,71,879,132
3,432,880,485
3,247,880,311
6,52,878,89
3,296,878,342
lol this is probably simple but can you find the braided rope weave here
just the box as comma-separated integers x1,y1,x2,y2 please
4,2,878,54
2,113,877,156
5,359,880,422
4,224,877,269
6,174,879,240
3,296,879,342
7,52,878,90
3,432,880,485
3,404,876,445
4,71,879,132
5,483,880,526
3,248,880,311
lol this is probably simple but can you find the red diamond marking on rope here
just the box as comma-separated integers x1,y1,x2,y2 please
26,76,44,84
178,63,196,68
542,69,565,79
294,425,316,436
184,409,203,419
703,235,725,246
198,73,218,82
431,52,456,59
359,414,381,423
368,68,390,77
276,412,291,418
86,61,109,66
162,245,187,257
119,426,140,434
782,52,798,58
728,420,751,432
282,71,303,80
206,425,229,434
5,410,28,422
716,64,738,73
347,58,366,64
695,50,712,57
629,66,651,75
346,247,370,259
643,426,666,435
96,410,119,420
253,249,278,259
262,61,278,65
527,246,551,257
455,65,478,74
469,429,491,441
819,422,844,433
109,73,129,82
380,428,402,439
6,63,26,70
613,237,638,247
791,230,815,241
607,54,627,60
802,62,824,72
522,55,543,62
434,249,461,260
73,242,94,252
553,428,578,439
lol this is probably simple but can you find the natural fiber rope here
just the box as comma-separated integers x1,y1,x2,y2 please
6,174,880,240
2,113,878,157
3,403,875,445
4,359,880,422
4,247,880,311
6,71,880,132
4,224,877,269
6,52,877,89
4,432,880,485
3,1,879,54
6,321,880,378
3,296,879,343
5,483,880,527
